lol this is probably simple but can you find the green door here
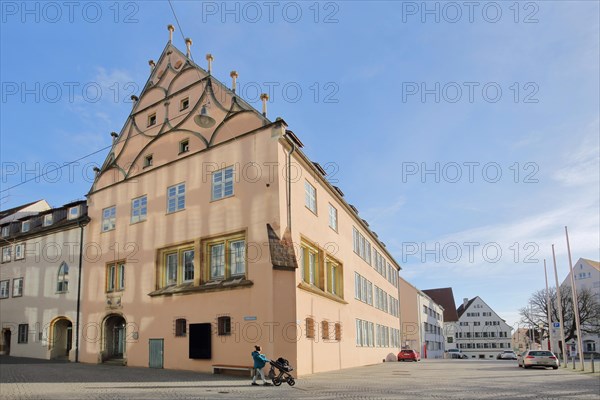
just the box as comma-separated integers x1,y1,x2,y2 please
149,339,164,368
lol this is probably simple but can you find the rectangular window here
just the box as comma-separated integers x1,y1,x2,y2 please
18,324,28,344
167,183,186,213
183,250,195,282
12,278,23,297
328,204,338,231
212,166,234,200
204,234,246,282
179,139,189,154
335,323,342,341
180,97,189,111
106,262,125,292
102,206,116,232
21,221,30,232
306,317,315,339
2,246,11,263
218,316,232,336
144,154,153,167
14,244,25,260
148,113,157,127
305,181,317,213
356,319,362,346
175,318,187,337
131,196,147,223
43,214,53,227
166,253,178,285
300,241,321,288
326,259,343,297
0,280,9,298
158,246,196,287
67,206,80,220
322,321,330,340
1,226,8,237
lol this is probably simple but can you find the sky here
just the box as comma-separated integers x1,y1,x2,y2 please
1,1,598,329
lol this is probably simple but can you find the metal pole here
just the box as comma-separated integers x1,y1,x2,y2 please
551,245,568,367
565,226,585,371
544,261,553,352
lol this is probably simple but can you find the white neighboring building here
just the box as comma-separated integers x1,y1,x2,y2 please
417,292,445,358
0,200,88,361
451,296,513,359
560,258,600,354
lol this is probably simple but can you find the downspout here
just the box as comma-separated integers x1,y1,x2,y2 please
285,138,296,231
75,221,85,362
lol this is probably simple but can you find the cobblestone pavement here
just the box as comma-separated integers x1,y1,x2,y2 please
1,356,599,399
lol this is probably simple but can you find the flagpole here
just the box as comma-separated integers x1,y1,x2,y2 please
565,226,585,370
552,244,568,367
544,260,553,351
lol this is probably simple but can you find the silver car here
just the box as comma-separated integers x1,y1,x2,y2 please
517,350,559,369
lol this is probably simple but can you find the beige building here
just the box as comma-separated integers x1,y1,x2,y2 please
79,28,402,376
0,200,88,361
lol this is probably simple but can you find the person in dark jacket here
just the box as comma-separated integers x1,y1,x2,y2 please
251,345,271,386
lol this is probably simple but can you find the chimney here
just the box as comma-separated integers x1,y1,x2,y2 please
185,38,192,58
230,71,238,93
167,24,175,42
206,53,214,74
148,59,156,72
260,93,269,117
463,298,469,307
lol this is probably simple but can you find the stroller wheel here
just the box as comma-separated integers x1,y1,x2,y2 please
272,378,282,386
287,378,295,386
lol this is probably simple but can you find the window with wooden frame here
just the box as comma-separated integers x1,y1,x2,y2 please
106,261,125,292
321,320,330,340
14,243,25,260
179,139,189,154
335,323,342,341
305,317,315,339
203,233,246,281
299,241,322,289
175,318,187,337
57,262,69,293
158,244,195,288
1,246,11,263
180,97,189,111
12,278,23,297
217,316,231,336
326,257,343,298
0,280,9,298
147,112,157,127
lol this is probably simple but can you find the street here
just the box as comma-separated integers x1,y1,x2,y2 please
1,356,598,399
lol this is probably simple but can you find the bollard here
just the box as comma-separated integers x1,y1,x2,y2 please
592,354,595,373
572,355,575,369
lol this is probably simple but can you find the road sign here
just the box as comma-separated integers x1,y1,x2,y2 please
553,322,560,328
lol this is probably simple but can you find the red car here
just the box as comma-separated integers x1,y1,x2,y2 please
397,349,421,362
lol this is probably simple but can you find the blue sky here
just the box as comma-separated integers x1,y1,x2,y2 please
1,1,598,328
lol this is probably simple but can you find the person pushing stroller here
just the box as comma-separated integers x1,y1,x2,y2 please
251,346,272,386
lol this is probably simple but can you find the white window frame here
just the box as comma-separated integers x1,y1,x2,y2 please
211,166,234,201
43,214,53,227
1,246,11,263
328,204,338,231
1,226,8,237
67,205,80,220
21,221,30,233
101,206,116,232
131,195,147,223
14,243,25,260
167,183,186,213
0,280,9,298
12,278,23,297
57,262,69,293
305,181,317,214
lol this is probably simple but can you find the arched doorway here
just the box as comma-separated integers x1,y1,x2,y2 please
104,315,126,361
50,317,72,360
2,329,11,355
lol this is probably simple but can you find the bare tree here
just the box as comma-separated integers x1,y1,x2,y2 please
519,286,600,343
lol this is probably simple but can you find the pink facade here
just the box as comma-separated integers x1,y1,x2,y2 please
79,38,402,376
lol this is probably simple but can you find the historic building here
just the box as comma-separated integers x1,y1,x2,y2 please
79,27,401,376
0,200,89,360
451,296,512,359
422,287,459,350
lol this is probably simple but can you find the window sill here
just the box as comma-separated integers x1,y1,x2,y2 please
148,278,253,297
166,208,186,216
210,194,234,203
304,205,318,216
130,219,147,226
101,228,116,234
297,282,347,304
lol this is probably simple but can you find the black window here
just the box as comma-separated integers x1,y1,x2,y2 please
175,318,187,337
217,316,231,336
18,324,28,343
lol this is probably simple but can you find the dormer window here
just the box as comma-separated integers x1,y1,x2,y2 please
43,214,53,227
144,154,153,168
67,206,80,220
180,97,189,111
21,221,30,233
148,113,157,127
179,139,189,154
1,226,8,238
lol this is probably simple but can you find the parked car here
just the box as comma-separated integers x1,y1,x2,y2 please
397,349,420,362
446,348,468,359
496,350,517,360
517,350,559,369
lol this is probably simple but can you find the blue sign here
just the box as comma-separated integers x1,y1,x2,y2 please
553,322,560,328
244,316,257,321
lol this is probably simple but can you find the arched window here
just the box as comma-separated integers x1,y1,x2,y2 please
57,262,69,293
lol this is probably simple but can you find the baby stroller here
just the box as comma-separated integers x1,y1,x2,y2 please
267,357,295,386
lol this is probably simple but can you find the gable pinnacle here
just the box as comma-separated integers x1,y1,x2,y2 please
167,24,175,42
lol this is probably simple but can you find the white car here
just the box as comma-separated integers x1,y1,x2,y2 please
497,350,517,360
447,349,468,359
